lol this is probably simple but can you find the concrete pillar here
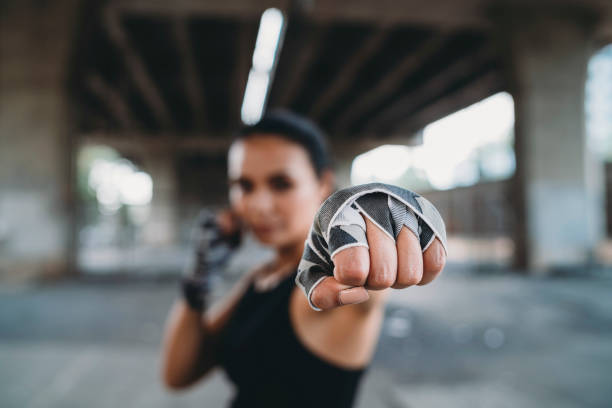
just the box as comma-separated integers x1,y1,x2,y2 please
498,9,605,271
140,152,179,246
0,1,79,280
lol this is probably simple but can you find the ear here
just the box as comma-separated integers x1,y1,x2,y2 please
318,169,335,200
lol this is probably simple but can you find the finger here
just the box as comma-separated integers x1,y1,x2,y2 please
362,215,397,290
332,245,369,287
420,238,446,285
310,277,370,310
393,226,423,289
217,210,241,235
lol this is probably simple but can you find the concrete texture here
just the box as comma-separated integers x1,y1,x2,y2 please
0,0,79,280
501,10,606,270
1,268,611,408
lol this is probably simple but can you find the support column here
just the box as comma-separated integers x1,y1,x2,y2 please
0,1,79,280
140,152,179,247
499,9,605,271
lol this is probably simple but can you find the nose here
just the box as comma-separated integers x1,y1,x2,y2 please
245,187,275,218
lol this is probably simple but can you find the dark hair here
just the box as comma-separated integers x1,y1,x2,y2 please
238,109,332,177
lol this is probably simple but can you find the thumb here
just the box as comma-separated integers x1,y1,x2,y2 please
309,277,370,311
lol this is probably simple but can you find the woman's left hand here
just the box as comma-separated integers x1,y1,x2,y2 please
296,183,447,311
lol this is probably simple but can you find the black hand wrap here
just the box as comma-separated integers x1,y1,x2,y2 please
296,183,448,311
181,209,241,311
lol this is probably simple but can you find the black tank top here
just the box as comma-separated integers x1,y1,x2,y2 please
218,269,366,408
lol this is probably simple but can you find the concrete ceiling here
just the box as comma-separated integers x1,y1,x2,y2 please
69,0,610,144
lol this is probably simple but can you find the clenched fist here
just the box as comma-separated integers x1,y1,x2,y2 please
296,183,447,311
181,209,242,311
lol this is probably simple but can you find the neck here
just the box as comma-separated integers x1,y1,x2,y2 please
273,241,304,273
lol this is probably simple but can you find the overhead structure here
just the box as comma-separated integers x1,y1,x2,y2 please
1,0,611,280
69,0,516,142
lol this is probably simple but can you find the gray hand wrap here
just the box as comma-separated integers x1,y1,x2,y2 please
182,209,241,311
296,183,448,311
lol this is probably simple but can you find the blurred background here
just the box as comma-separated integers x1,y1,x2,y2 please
1,0,611,407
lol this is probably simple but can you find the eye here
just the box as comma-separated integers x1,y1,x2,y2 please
233,178,253,194
269,175,292,192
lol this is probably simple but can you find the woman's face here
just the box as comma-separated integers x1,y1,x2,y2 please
228,134,333,249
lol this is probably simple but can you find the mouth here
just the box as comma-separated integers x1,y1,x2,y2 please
252,224,279,235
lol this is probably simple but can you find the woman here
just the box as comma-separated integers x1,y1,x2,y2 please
161,110,447,407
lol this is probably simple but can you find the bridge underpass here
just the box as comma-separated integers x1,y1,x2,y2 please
1,1,612,407
2,0,610,279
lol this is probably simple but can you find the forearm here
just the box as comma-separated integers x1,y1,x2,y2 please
161,300,218,389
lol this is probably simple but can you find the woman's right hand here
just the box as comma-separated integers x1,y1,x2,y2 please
182,209,242,311
163,209,248,390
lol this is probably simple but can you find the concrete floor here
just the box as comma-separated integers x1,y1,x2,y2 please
1,268,611,408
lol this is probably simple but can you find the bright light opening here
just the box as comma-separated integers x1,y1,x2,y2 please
586,43,612,161
351,92,516,191
241,8,284,125
87,157,153,212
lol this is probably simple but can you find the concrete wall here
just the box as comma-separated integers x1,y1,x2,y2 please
0,1,79,280
423,181,514,238
494,8,606,271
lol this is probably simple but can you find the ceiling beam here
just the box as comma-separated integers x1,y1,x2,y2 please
305,0,488,28
172,17,208,131
362,43,495,133
85,73,141,130
275,23,329,108
332,33,449,133
109,0,612,30
80,105,113,131
79,131,232,154
232,21,256,126
112,0,289,19
308,24,393,120
103,5,174,130
388,70,504,136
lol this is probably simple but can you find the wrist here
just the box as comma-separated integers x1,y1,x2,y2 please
181,277,209,312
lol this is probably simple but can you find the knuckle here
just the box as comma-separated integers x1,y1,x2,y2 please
334,259,368,286
396,257,423,287
368,263,395,288
336,266,367,286
310,288,330,310
396,271,421,287
405,273,422,286
425,246,446,274
418,271,438,286
407,264,424,284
